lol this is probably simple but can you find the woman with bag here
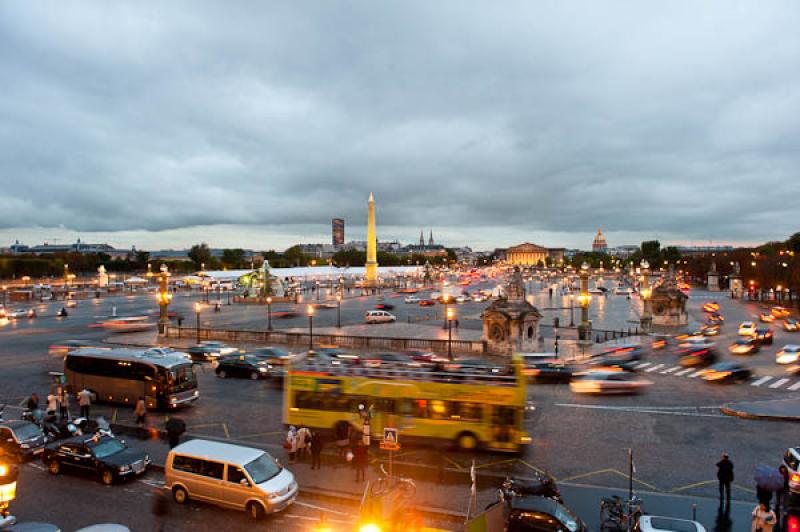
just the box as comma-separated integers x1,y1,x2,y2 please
285,426,298,464
752,501,776,532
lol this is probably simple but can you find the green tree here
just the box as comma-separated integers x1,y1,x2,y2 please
640,240,661,263
221,248,246,269
188,243,213,270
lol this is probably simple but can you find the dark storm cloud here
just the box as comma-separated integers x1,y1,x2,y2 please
1,1,800,244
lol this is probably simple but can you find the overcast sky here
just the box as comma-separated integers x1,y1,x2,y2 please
1,1,799,251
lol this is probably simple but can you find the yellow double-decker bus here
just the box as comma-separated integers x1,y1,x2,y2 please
283,355,530,452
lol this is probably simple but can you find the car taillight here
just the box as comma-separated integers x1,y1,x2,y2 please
791,473,800,483
788,514,800,532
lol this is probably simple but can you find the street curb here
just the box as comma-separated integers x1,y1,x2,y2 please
720,406,800,422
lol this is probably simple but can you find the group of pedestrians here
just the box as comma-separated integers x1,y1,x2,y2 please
285,425,323,468
716,452,791,532
30,387,94,422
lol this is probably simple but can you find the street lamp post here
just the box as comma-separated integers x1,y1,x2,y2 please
336,294,342,328
640,260,652,333
266,296,273,331
195,303,201,342
307,304,314,351
156,265,172,335
447,307,456,360
569,294,575,327
577,262,592,348
1,286,6,307
442,294,450,330
63,264,69,299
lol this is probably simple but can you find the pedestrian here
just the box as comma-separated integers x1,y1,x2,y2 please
310,430,323,470
135,397,147,426
165,416,186,449
78,388,92,419
46,392,57,418
751,501,776,532
296,425,310,461
286,426,298,464
353,441,368,482
717,453,734,507
756,483,773,507
59,389,70,420
26,392,39,412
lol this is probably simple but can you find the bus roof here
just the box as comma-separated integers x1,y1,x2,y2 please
67,348,191,369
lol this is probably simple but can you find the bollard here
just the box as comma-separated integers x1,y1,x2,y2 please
692,503,697,521
604,331,609,341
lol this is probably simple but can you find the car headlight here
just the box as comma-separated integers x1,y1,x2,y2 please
145,455,151,464
119,465,131,472
20,443,30,449
259,367,268,372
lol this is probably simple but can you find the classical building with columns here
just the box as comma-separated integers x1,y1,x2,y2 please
503,243,565,266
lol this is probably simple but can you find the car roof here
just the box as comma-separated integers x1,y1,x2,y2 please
1,420,34,430
170,439,265,466
509,495,562,512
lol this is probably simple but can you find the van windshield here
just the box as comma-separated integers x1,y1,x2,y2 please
244,453,281,484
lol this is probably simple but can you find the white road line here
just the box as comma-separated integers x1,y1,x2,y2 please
689,370,705,378
770,378,790,389
788,381,800,391
635,362,652,369
646,364,665,373
675,368,694,376
751,376,773,387
661,366,680,374
554,403,727,418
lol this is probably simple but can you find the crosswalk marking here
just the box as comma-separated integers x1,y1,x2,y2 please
635,362,652,369
770,378,790,389
646,364,665,373
689,370,705,378
751,376,773,387
660,366,680,374
674,368,694,376
788,381,800,391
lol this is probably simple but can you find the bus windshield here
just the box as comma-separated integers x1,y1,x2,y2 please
163,364,196,393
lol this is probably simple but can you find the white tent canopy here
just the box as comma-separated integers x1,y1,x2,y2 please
196,265,422,282
124,276,148,284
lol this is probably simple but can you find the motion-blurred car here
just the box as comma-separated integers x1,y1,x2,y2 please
363,352,418,368
185,341,238,361
418,299,436,306
402,350,445,364
701,324,720,336
525,362,574,383
365,310,396,324
373,303,395,311
708,313,725,323
306,346,361,365
738,322,757,336
784,319,799,332
678,336,715,349
48,340,105,357
679,347,718,367
752,327,774,345
569,372,652,394
271,310,299,319
772,306,791,318
702,302,720,313
6,309,31,319
215,355,271,380
776,345,800,365
699,362,752,384
403,296,420,304
249,347,291,362
729,338,760,355
639,516,706,532
760,313,776,323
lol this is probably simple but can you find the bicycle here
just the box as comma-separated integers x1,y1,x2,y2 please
600,494,643,532
370,464,417,499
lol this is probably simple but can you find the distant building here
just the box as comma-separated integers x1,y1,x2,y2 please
677,245,736,257
609,245,638,258
149,248,259,262
8,239,129,258
502,243,565,266
332,218,345,247
592,229,608,253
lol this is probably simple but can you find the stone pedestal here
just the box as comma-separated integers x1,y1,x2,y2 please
481,267,542,356
650,287,688,327
707,271,720,291
730,276,743,299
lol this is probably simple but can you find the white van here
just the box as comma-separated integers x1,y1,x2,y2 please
164,439,297,519
365,310,396,324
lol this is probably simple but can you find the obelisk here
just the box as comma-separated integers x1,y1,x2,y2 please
365,192,378,286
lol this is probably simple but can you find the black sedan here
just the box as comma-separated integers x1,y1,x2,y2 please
525,362,574,383
753,327,774,346
679,347,718,367
700,362,752,384
185,341,238,361
0,420,46,460
215,355,271,380
43,434,150,485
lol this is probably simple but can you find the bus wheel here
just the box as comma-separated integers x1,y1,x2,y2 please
456,432,478,450
247,501,265,520
173,486,189,504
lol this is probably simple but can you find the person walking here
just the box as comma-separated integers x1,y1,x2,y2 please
751,501,776,532
717,453,734,507
46,392,58,418
26,393,39,412
353,441,368,482
296,425,310,461
78,388,92,419
135,397,147,426
165,417,186,449
286,426,298,464
59,388,70,421
310,430,323,470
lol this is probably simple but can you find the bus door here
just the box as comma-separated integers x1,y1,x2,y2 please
489,405,517,450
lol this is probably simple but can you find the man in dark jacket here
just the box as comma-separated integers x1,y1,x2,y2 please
716,453,734,506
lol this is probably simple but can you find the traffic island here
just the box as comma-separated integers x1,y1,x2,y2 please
721,397,800,421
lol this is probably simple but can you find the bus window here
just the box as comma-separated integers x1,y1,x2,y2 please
429,400,449,420
451,402,483,422
491,406,516,442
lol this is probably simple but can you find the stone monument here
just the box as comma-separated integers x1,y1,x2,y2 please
481,267,542,356
707,260,720,292
650,265,688,327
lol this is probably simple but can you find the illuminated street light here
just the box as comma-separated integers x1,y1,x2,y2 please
195,302,202,342
307,304,314,350
266,296,273,331
336,294,342,328
447,306,456,360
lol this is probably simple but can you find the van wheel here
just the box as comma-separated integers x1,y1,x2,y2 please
47,459,60,475
101,468,115,486
218,370,227,379
250,371,260,380
173,486,189,504
456,432,478,450
247,501,265,520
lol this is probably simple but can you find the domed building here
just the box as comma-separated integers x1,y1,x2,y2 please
592,229,608,253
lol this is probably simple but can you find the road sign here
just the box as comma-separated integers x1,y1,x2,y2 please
380,427,400,451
